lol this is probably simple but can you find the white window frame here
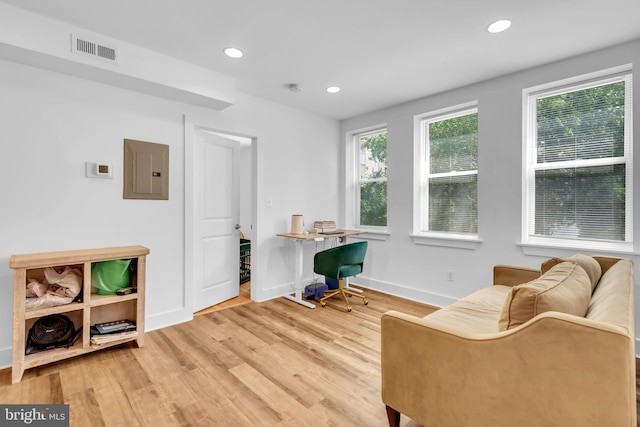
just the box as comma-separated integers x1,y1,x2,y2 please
345,125,389,239
412,102,482,249
521,66,633,254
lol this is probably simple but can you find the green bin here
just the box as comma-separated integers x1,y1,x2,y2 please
91,259,131,295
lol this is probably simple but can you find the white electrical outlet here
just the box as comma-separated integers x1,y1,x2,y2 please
447,271,455,282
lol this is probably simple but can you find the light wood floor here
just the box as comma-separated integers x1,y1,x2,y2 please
2,288,639,426
195,281,252,315
0,286,433,426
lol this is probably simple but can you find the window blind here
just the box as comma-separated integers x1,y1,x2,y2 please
526,73,632,245
422,109,478,234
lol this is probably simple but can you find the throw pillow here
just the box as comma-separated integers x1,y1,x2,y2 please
498,262,591,331
540,253,602,291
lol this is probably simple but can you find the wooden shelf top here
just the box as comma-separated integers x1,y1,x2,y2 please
9,245,149,269
90,292,138,307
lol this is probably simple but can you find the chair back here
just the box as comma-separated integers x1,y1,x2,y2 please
313,241,368,280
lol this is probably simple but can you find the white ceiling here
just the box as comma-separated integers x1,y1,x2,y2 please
2,0,640,120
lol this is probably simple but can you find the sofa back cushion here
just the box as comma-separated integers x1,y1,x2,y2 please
540,253,601,291
586,259,634,334
498,262,592,331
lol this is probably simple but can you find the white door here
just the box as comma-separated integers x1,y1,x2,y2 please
192,130,240,311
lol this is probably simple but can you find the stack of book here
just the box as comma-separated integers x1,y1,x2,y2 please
90,330,138,346
314,221,337,233
90,319,137,346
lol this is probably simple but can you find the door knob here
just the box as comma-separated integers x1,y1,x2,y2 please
234,224,241,230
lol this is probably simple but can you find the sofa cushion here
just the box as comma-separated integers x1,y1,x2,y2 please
541,253,602,291
422,285,512,334
498,262,591,331
586,259,634,332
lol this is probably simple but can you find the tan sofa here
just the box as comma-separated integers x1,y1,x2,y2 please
381,255,636,427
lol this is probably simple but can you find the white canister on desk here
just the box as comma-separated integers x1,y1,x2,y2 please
290,214,304,234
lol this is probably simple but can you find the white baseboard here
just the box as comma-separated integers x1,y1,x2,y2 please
260,276,320,303
351,276,456,308
144,307,193,332
0,346,11,370
267,276,456,309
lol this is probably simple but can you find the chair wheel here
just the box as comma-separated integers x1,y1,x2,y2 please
320,302,326,307
347,306,352,312
364,299,368,305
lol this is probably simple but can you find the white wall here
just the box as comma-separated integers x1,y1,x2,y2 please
342,39,640,342
0,58,340,368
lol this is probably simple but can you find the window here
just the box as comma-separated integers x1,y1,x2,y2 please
356,129,387,228
416,105,478,238
523,70,633,250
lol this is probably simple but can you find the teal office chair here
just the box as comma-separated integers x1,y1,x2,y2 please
313,241,368,312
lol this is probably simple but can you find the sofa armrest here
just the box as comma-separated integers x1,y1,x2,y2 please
493,264,540,286
381,310,635,427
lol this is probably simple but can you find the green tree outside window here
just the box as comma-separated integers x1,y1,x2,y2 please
359,131,387,227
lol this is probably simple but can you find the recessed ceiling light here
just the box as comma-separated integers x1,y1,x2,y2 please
223,47,243,58
326,86,341,93
487,19,512,33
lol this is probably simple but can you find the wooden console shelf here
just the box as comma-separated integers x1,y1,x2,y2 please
9,245,149,384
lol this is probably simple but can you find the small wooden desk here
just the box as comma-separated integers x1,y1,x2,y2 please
277,230,366,308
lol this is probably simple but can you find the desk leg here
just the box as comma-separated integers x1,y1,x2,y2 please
341,237,363,294
283,238,316,309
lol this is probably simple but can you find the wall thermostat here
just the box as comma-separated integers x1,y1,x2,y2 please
85,161,113,179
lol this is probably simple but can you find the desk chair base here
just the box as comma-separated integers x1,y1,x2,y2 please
319,278,368,312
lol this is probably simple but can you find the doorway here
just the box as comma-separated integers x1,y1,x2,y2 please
185,120,255,315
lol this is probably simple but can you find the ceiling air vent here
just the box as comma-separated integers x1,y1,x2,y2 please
71,34,119,64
